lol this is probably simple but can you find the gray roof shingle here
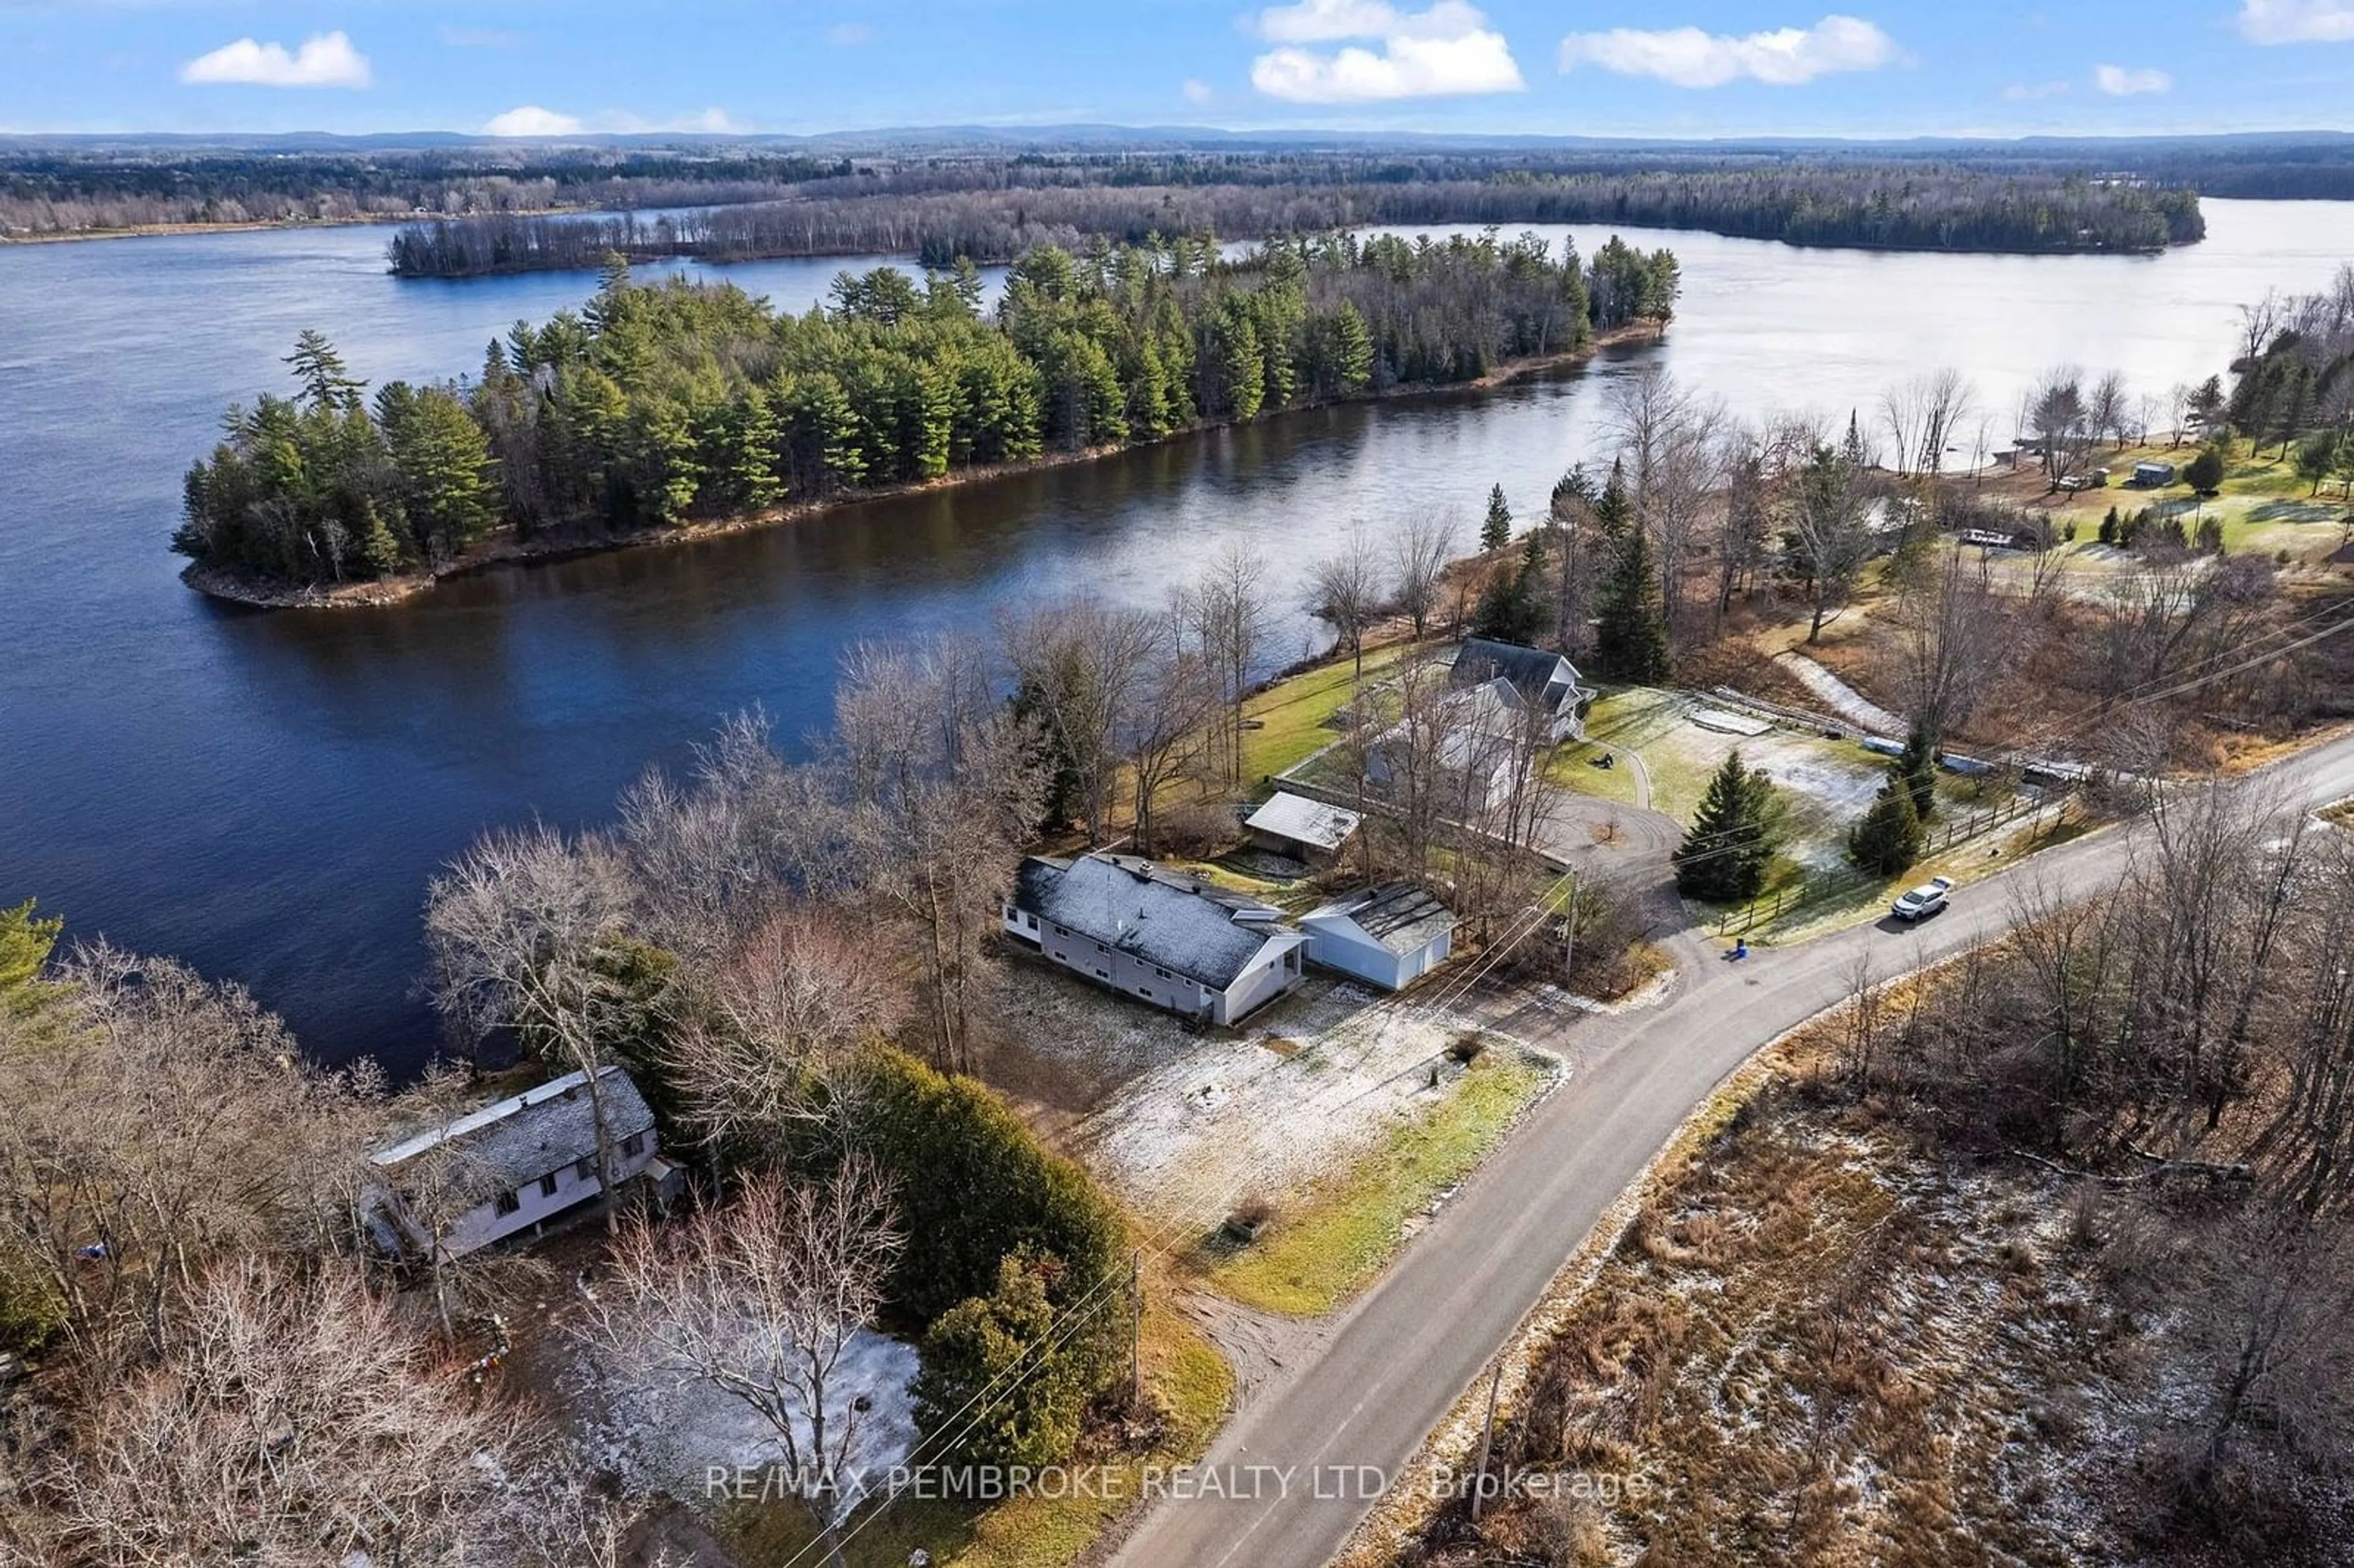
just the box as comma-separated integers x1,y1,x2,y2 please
1451,637,1586,715
1306,883,1457,956
1013,853,1295,989
373,1065,654,1190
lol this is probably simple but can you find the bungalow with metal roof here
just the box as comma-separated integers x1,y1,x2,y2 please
369,1065,663,1258
1002,852,1307,1025
1301,883,1457,991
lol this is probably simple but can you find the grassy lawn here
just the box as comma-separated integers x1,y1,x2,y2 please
1241,639,1423,783
1579,685,1713,821
1544,736,1645,807
1195,1051,1553,1317
720,1292,1232,1568
2019,438,2353,564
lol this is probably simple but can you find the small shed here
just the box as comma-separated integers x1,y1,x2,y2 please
1244,791,1362,864
2130,460,2176,487
1301,883,1457,992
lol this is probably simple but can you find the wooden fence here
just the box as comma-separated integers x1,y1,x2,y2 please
1713,794,2076,937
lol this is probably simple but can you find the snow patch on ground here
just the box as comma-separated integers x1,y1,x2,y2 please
1688,707,1773,737
1048,972,1544,1221
569,1325,920,1521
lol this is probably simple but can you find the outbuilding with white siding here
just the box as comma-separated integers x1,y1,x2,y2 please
1300,883,1457,992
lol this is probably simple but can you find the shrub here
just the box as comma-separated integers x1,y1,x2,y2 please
913,1251,1089,1466
842,1046,1126,1375
2185,444,2226,496
1151,801,1239,861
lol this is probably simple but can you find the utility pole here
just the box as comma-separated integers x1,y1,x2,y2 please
1559,870,1577,989
1469,1361,1504,1522
1127,1249,1143,1408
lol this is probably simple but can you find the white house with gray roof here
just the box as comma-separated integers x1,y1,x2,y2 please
1004,852,1307,1025
369,1065,660,1258
1449,637,1593,744
1301,884,1458,991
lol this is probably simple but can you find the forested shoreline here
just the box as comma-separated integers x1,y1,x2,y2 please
386,166,2201,277
172,229,1676,599
6,141,2225,255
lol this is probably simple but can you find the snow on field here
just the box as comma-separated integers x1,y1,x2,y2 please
569,1325,919,1521
1048,972,1544,1223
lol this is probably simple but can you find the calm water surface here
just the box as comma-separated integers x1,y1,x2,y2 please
4,200,2352,1067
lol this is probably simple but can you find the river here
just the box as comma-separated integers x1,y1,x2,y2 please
4,199,2351,1069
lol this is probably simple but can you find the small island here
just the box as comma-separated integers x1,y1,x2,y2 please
172,230,1679,606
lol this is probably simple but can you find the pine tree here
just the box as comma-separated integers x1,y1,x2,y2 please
1895,721,1938,822
283,329,364,415
1595,525,1670,682
1849,776,1925,876
1673,751,1777,902
1480,483,1513,550
1593,461,1631,538
2098,504,2120,546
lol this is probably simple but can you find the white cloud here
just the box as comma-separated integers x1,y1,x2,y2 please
1182,77,1216,103
179,31,370,88
1249,0,1524,101
2238,0,2354,43
1257,0,1485,42
482,105,751,137
1557,14,1899,89
2003,78,2071,100
2093,63,2171,96
827,21,876,46
484,105,585,137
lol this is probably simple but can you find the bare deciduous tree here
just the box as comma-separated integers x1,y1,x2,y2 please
425,824,641,1233
1388,508,1458,642
2029,367,2092,488
666,911,904,1153
837,638,1044,1073
1303,526,1384,683
2165,1205,2354,1494
1780,440,1874,644
1608,369,1724,634
1002,597,1158,845
1896,540,2003,739
575,1162,905,1555
50,1256,546,1567
0,943,374,1369
1187,542,1270,790
1121,615,1217,854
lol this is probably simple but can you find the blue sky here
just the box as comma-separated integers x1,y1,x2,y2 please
4,1,2353,139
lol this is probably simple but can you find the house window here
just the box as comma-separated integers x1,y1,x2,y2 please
620,1132,646,1158
1094,968,1110,979
1154,967,1170,979
576,1157,595,1182
538,1173,559,1198
1138,988,1153,999
493,1189,521,1217
1094,940,1109,954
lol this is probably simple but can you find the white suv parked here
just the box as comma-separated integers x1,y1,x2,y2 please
1891,875,1954,922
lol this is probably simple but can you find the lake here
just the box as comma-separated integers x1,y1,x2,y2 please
4,199,2351,1069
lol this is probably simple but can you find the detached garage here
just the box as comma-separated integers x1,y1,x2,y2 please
1301,883,1457,992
